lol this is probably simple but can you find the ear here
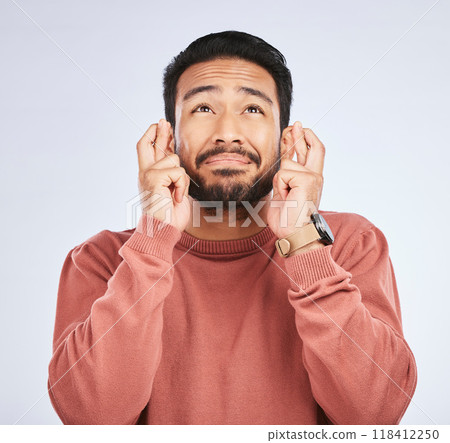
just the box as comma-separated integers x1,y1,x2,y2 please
280,125,295,160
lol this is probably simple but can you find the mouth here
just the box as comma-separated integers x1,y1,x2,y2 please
204,154,252,166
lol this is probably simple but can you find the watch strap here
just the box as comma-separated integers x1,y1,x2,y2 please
275,222,321,257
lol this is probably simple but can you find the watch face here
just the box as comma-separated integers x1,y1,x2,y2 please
312,213,334,244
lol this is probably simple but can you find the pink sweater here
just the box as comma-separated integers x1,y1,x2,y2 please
48,210,417,425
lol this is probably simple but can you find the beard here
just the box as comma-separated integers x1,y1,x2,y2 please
176,140,280,219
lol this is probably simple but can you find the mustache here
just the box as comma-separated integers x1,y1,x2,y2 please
196,146,260,169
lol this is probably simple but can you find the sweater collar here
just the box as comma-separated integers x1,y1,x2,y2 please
177,226,276,255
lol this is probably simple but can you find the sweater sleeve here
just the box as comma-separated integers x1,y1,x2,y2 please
47,214,182,425
283,224,417,425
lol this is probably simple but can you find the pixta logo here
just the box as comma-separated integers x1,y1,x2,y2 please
126,190,318,238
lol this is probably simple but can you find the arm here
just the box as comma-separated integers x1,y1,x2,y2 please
48,214,181,424
284,224,417,425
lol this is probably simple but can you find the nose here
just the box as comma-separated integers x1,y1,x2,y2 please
210,111,244,146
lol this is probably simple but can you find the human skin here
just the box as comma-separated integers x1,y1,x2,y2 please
136,57,326,253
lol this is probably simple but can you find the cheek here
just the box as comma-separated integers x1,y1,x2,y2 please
258,136,280,171
179,112,218,143
248,122,278,153
247,113,278,139
251,125,273,144
176,118,210,165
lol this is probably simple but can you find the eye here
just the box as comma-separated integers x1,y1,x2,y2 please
244,105,264,114
192,103,212,113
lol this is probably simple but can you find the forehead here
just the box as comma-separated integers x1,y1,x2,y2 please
176,58,278,104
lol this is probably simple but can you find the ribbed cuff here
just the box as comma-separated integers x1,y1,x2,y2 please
124,214,182,262
284,244,341,290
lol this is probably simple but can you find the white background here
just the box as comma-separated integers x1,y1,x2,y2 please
0,0,448,425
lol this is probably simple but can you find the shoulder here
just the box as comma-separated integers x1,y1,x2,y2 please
319,209,375,236
318,209,387,264
66,226,136,277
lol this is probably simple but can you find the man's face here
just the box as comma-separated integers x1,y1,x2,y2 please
172,57,281,211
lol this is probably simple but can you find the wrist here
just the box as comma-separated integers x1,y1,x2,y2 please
287,240,325,257
275,213,334,258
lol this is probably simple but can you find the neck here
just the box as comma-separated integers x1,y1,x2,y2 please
184,194,272,241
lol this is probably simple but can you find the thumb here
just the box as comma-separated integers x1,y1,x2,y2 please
271,186,282,202
183,174,190,198
272,173,282,201
175,173,190,203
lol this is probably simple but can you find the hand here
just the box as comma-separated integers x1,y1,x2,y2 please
136,118,191,232
266,122,325,239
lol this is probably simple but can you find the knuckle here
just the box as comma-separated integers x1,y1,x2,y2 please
138,170,146,182
306,172,317,183
141,168,160,183
314,173,324,186
167,153,180,164
139,172,150,187
280,158,291,168
148,123,158,133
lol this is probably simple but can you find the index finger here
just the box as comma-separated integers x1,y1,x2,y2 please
303,128,325,175
136,123,157,171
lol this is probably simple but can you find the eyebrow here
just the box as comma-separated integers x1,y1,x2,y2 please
182,85,274,106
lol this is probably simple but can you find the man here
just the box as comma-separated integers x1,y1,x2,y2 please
48,31,417,425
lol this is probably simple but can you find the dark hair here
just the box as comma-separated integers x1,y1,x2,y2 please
162,30,293,133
